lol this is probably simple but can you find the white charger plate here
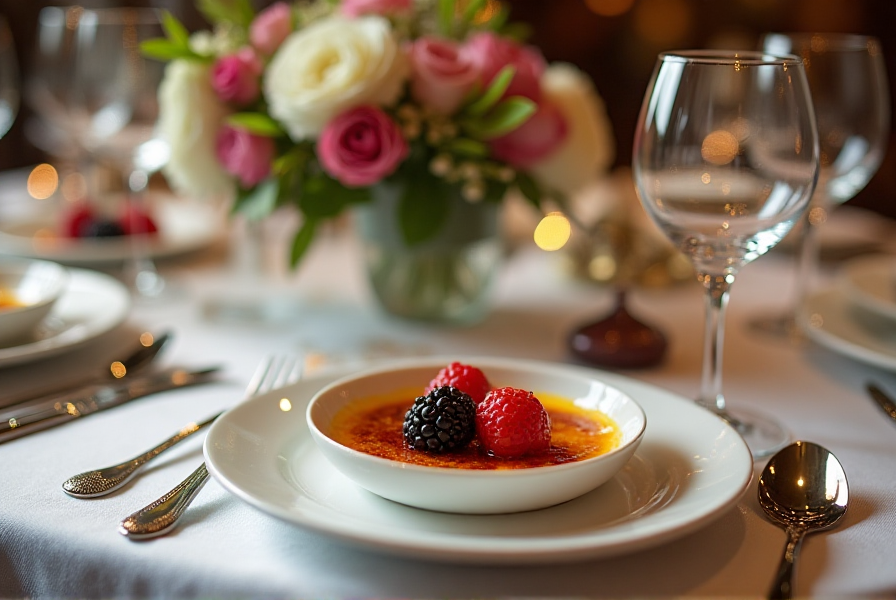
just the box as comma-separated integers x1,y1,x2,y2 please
204,360,753,564
799,286,896,372
0,197,223,265
840,254,896,322
0,268,130,367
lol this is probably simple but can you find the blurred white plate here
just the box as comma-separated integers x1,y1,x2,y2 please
205,360,753,564
0,196,223,265
840,255,896,322
799,286,896,371
0,268,130,367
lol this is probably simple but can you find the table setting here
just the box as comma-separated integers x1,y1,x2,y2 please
1,0,896,598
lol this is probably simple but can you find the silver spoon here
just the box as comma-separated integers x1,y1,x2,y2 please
758,440,849,600
62,412,221,498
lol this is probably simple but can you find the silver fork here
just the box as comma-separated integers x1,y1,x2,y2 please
117,355,303,540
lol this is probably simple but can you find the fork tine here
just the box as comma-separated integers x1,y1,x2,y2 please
245,355,276,398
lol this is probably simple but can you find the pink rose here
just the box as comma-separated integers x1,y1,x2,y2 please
215,126,275,187
464,32,545,101
488,101,568,168
408,36,479,115
318,106,408,187
250,2,292,56
210,47,263,106
340,0,412,17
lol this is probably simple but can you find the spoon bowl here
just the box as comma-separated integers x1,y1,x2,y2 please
758,440,849,599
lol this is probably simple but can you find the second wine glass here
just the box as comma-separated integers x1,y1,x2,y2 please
633,50,819,458
73,7,169,299
752,33,891,337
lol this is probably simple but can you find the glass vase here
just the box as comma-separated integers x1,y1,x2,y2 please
354,182,502,325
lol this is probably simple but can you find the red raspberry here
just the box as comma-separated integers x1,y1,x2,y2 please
118,201,159,235
425,362,491,404
476,387,551,458
60,202,96,238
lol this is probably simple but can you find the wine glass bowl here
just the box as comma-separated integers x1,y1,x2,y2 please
752,33,891,336
633,50,819,458
0,14,18,142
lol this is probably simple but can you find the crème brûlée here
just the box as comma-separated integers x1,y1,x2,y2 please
327,387,622,470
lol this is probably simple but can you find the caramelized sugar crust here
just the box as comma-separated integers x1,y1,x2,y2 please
329,388,621,470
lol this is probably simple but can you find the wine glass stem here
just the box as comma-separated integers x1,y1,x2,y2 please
699,272,733,415
792,205,823,317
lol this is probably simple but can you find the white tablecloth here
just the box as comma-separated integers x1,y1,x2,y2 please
2,209,896,598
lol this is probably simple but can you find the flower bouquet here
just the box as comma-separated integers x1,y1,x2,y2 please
144,0,614,321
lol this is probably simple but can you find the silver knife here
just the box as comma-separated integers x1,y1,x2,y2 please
0,331,172,413
0,366,220,443
865,382,896,423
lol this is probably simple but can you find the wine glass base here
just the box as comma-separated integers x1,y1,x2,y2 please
746,312,805,343
717,406,791,460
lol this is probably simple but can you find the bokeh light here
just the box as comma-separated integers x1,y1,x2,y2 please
633,0,692,46
701,130,740,165
27,164,59,200
534,212,572,251
585,0,635,17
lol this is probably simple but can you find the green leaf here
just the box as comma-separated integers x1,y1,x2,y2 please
445,137,489,158
499,22,532,42
233,178,279,221
462,96,537,140
139,38,201,61
465,65,515,117
197,0,255,28
161,10,190,47
438,0,456,36
290,218,317,268
515,171,542,210
300,173,369,218
226,113,284,137
398,175,451,245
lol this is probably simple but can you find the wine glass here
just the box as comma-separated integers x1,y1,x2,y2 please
0,15,18,142
750,33,890,337
71,7,169,299
632,50,819,458
25,6,87,169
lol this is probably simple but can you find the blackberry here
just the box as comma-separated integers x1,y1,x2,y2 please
82,219,125,238
403,386,476,453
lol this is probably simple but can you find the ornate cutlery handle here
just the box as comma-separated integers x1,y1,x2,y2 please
118,462,210,540
63,413,220,498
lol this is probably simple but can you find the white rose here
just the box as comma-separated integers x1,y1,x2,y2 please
264,15,408,140
530,63,616,195
158,60,233,198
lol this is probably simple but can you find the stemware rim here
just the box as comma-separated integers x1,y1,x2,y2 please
762,31,882,51
38,5,161,27
658,49,802,67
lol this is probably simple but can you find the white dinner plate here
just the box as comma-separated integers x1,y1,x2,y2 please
0,268,130,367
205,360,754,564
0,196,223,265
799,286,896,372
840,254,896,322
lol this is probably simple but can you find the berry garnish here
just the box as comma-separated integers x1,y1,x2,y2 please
425,362,491,404
119,201,158,235
476,387,551,458
60,202,96,238
403,386,476,453
81,219,126,238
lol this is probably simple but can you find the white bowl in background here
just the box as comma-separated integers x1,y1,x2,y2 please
0,258,68,347
306,357,646,514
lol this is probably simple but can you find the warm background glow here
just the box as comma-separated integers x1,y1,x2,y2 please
26,163,58,200
534,212,572,251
